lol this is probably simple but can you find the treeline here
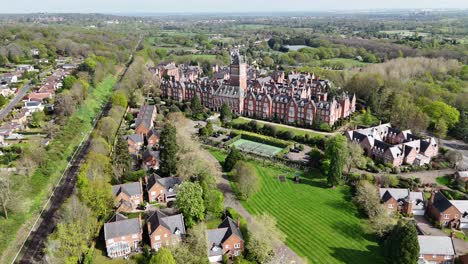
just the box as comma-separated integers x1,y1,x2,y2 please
0,25,137,66
345,57,467,141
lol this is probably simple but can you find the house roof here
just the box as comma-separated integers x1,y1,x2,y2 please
379,188,425,210
104,213,141,240
449,200,468,223
147,210,186,236
124,134,144,144
112,181,142,197
147,175,181,195
207,217,243,256
418,236,455,256
135,104,156,130
431,191,454,213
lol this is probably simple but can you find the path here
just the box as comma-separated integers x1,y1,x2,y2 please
0,82,31,121
239,116,337,136
205,153,305,264
351,168,456,185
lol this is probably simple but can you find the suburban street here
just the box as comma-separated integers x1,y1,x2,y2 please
0,82,31,121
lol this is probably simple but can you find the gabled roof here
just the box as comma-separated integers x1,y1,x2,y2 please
147,175,181,195
112,181,142,197
147,210,186,236
207,217,243,256
418,236,455,256
135,104,156,130
124,134,144,144
431,191,455,213
104,213,141,240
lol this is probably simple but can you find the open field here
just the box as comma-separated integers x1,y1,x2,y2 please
210,150,383,264
230,138,284,157
230,117,326,138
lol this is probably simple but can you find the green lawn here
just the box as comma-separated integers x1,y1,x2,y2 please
230,117,325,138
436,175,451,186
209,149,383,264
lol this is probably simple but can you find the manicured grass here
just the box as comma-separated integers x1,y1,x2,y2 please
209,149,383,264
230,117,325,138
0,76,117,262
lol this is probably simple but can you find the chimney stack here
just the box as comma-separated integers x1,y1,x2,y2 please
237,217,240,228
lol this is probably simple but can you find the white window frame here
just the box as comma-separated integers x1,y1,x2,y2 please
444,214,450,219
444,255,452,260
234,243,241,249
155,235,161,240
388,204,394,209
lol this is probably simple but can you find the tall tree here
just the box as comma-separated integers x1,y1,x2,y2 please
175,182,205,227
383,221,419,264
345,141,367,174
190,94,204,116
325,135,348,187
112,136,132,182
247,214,285,263
0,173,11,219
150,248,176,264
224,146,243,172
160,123,179,176
233,161,260,200
220,103,232,123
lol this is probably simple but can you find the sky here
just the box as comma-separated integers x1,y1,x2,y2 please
2,0,468,14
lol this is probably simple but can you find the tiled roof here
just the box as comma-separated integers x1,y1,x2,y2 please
147,210,186,236
418,236,455,256
104,213,141,240
112,182,142,197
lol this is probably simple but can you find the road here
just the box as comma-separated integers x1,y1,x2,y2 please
0,82,31,121
14,36,142,264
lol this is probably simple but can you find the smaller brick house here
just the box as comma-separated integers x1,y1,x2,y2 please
146,174,181,203
206,217,244,262
112,180,143,213
142,150,160,170
418,235,455,264
124,134,144,156
104,213,142,258
147,210,186,251
427,191,461,228
146,128,160,149
379,188,425,216
135,104,157,136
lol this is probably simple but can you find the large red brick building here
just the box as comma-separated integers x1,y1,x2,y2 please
160,51,355,127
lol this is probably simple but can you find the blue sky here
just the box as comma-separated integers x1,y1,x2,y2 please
3,0,468,13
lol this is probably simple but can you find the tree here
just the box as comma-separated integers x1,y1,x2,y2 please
424,100,460,129
445,150,463,169
434,119,448,139
54,91,77,122
204,189,224,217
111,90,128,108
30,110,46,128
345,141,367,174
224,146,243,172
160,123,179,176
62,76,77,90
383,221,419,264
190,94,204,117
220,103,232,123
150,248,176,264
112,136,132,182
0,95,7,107
175,182,205,227
98,117,118,143
325,135,348,187
0,173,11,219
233,161,260,200
247,214,285,263
171,223,209,264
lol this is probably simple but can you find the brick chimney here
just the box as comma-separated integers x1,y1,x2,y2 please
237,217,240,228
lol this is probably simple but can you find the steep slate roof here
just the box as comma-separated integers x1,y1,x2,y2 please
147,175,181,195
147,210,186,236
124,134,144,144
207,217,243,256
431,191,454,213
418,236,455,255
449,200,468,223
135,104,156,130
379,188,425,210
104,213,141,240
112,182,142,197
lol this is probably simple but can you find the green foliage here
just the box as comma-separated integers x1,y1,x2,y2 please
150,248,176,264
233,161,260,200
0,95,7,108
424,100,460,128
175,182,205,227
111,90,128,108
224,146,243,172
62,75,77,90
204,189,224,218
160,123,179,176
383,221,419,264
190,94,204,117
30,110,46,128
325,135,348,186
112,135,132,182
220,103,232,123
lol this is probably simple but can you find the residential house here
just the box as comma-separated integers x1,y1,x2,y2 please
146,174,181,203
28,92,52,102
123,134,144,156
146,210,186,251
142,150,160,170
146,128,160,148
104,213,143,258
418,235,455,264
135,104,157,136
112,180,143,212
379,188,425,216
207,217,244,262
448,200,468,229
455,171,468,182
427,191,461,228
24,101,44,113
